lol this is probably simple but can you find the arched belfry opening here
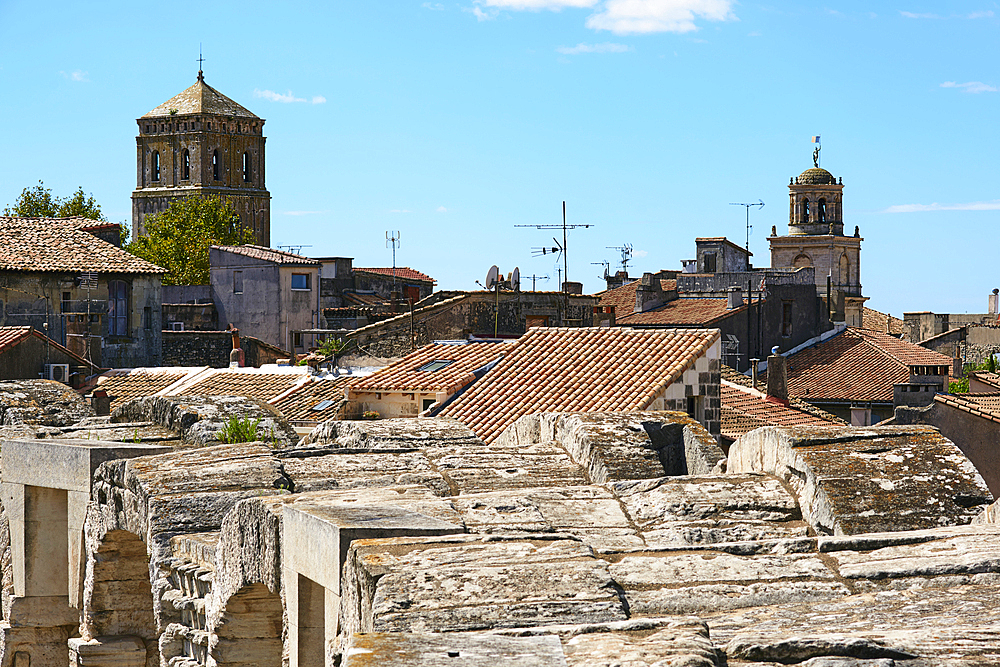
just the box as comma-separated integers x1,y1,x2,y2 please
802,198,810,222
818,198,826,222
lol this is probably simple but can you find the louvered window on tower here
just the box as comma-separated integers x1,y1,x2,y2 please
182,150,190,180
243,152,252,182
152,151,160,182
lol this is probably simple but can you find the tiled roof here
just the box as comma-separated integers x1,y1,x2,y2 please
934,392,1000,425
438,327,719,443
862,307,907,336
271,376,354,423
0,326,100,371
212,245,319,265
143,78,259,118
353,267,436,283
617,297,750,327
0,217,166,274
349,341,513,395
720,364,847,424
969,371,1000,391
595,278,676,313
721,381,840,440
776,328,953,403
97,370,190,410
343,292,390,307
182,371,306,403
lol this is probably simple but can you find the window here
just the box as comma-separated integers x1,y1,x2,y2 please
293,332,302,348
703,252,717,273
233,270,243,293
422,399,436,411
781,302,793,337
61,291,71,313
802,198,810,222
818,198,827,222
182,150,190,180
291,273,310,290
212,150,219,181
243,152,252,182
151,151,160,181
418,359,455,372
143,306,152,330
686,395,702,421
108,280,128,336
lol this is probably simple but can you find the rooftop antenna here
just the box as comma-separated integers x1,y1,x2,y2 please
278,244,312,255
729,200,764,263
516,201,592,291
607,243,633,275
592,260,611,281
197,45,205,81
524,273,548,291
386,231,401,288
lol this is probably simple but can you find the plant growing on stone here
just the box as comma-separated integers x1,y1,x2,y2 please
318,337,349,357
217,416,263,444
362,410,380,420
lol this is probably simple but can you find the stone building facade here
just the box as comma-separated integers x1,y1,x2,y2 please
131,71,270,245
769,165,867,326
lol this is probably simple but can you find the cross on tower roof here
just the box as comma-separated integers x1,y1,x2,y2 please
197,48,205,82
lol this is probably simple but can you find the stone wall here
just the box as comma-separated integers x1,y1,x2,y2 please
162,331,291,368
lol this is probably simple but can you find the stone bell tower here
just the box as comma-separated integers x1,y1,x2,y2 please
769,164,867,326
131,70,270,245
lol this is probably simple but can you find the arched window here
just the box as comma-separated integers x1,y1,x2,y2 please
108,280,128,336
212,150,220,181
793,254,812,268
839,253,850,284
182,150,190,180
818,198,827,222
151,151,160,182
802,198,810,222
243,152,252,182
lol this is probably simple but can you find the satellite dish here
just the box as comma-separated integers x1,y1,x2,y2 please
512,267,520,291
486,265,499,289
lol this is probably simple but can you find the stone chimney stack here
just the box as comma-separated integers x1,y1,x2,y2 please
727,286,743,310
635,273,665,313
990,288,999,317
766,347,789,406
229,326,244,368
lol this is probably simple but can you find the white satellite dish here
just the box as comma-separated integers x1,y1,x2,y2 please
511,267,520,291
486,265,500,289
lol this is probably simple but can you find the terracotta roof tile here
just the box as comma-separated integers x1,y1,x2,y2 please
773,327,953,403
0,326,101,372
934,392,1000,425
720,380,840,440
617,297,754,327
438,327,719,442
271,376,355,423
0,217,165,274
350,340,512,394
212,245,319,265
720,364,847,424
862,307,907,336
184,371,306,403
352,267,436,283
595,278,676,313
98,370,190,410
969,371,1000,390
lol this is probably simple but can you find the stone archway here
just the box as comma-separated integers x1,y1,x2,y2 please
210,582,284,667
81,529,157,666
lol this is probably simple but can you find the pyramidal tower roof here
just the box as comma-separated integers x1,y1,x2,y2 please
142,72,259,119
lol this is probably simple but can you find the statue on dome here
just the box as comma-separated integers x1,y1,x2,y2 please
812,145,821,168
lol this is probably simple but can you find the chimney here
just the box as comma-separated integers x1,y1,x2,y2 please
990,288,999,317
765,347,789,406
635,272,665,313
727,286,743,310
229,326,243,368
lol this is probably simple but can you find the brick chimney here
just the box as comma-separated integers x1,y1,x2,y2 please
766,347,789,406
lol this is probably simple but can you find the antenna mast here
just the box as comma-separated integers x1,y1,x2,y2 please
386,231,401,288
729,200,765,263
516,201,592,291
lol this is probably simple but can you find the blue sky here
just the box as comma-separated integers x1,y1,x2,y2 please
1,1,997,316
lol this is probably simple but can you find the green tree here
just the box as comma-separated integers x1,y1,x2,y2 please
126,195,254,285
2,181,106,220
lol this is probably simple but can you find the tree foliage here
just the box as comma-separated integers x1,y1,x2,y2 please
2,181,106,220
126,195,254,285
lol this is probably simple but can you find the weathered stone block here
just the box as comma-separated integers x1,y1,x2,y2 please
344,632,567,667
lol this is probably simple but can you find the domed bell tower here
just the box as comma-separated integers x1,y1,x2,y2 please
788,168,844,236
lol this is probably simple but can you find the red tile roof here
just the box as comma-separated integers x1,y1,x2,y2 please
934,392,1000,425
776,327,954,403
0,217,165,274
595,278,676,313
183,371,307,403
438,327,719,443
0,326,100,371
862,307,907,336
98,370,190,410
272,376,355,423
617,297,753,327
212,245,319,265
720,381,840,440
353,267,436,283
343,292,390,307
969,371,1000,391
348,340,513,396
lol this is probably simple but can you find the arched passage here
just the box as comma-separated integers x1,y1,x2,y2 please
83,529,157,663
210,582,284,667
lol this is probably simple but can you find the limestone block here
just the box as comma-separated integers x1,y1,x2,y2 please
68,635,146,667
729,425,993,535
611,474,806,549
0,379,94,427
6,595,79,627
725,635,916,664
976,498,1000,525
342,538,627,638
562,621,720,667
279,450,449,495
610,552,835,588
344,632,567,667
0,622,74,667
625,580,851,615
422,442,588,494
301,417,482,448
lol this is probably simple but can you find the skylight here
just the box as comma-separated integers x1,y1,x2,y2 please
418,359,454,372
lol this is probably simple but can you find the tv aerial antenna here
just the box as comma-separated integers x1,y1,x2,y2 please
729,200,764,260
516,201,592,289
523,273,549,291
278,244,312,255
607,243,633,275
386,231,400,286
592,260,611,281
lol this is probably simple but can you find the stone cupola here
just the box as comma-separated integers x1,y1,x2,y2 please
787,167,844,236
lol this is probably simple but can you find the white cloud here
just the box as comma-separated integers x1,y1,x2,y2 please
436,206,448,213
586,0,735,34
941,80,997,93
482,0,597,9
900,9,993,19
254,89,326,104
422,2,445,8
633,249,649,257
883,200,1000,213
967,10,994,18
60,70,89,82
899,10,940,18
466,4,501,20
556,41,630,54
